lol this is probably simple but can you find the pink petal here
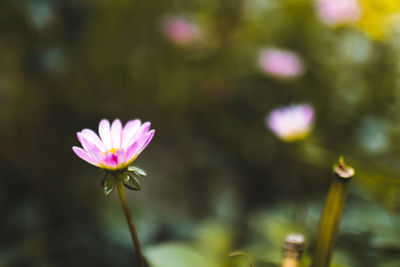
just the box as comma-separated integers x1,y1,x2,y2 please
126,129,155,162
117,149,126,166
125,122,151,148
111,119,122,149
72,146,100,166
77,133,90,151
129,130,149,155
87,145,105,164
80,129,106,152
137,130,155,155
125,142,139,162
77,132,106,156
77,132,99,152
99,119,112,150
122,119,141,149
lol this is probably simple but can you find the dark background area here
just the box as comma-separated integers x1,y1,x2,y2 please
2,0,400,266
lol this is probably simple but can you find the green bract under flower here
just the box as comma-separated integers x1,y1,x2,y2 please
101,165,147,195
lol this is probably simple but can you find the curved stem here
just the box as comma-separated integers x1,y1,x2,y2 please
117,180,145,267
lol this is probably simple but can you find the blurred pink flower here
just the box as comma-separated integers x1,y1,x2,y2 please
316,0,361,26
267,104,314,142
258,48,304,79
161,16,200,47
73,119,155,171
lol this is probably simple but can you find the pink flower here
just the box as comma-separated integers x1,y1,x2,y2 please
73,119,155,171
258,48,304,79
161,16,200,47
267,104,314,142
316,0,361,26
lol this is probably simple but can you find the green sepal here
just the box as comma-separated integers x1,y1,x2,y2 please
123,172,142,191
102,174,116,196
127,165,147,177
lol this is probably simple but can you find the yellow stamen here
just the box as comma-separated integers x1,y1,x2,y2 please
105,148,119,155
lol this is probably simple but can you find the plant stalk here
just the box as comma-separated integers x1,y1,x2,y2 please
282,233,305,267
311,157,354,267
117,180,145,267
282,257,298,267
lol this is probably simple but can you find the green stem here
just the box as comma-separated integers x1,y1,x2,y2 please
117,181,145,267
311,158,354,267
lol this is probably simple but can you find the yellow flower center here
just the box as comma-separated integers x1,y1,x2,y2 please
105,148,119,155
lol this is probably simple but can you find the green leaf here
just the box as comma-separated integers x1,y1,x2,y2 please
103,174,116,196
145,243,219,267
228,250,254,267
127,165,147,177
123,173,141,191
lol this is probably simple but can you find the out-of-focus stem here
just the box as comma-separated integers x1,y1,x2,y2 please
311,157,355,267
282,233,305,267
117,181,145,267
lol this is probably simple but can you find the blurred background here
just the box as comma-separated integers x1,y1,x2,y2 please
2,0,400,266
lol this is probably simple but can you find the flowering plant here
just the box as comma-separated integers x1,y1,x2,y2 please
267,104,314,142
258,48,304,79
73,119,154,195
161,16,201,47
316,0,361,27
73,118,155,267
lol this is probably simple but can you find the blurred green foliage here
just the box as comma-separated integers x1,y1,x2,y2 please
2,0,400,266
